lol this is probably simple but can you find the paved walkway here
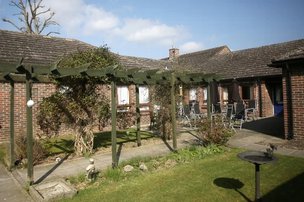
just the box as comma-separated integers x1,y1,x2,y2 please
0,163,33,202
0,126,303,201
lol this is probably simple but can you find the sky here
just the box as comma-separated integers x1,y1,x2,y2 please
0,0,304,59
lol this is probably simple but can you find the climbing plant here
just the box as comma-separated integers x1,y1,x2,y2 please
37,46,120,156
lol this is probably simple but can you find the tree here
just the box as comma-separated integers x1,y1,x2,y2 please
37,46,120,155
2,0,59,35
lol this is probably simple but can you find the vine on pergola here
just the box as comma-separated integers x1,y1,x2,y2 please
37,46,120,156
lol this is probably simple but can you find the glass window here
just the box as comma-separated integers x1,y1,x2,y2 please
139,86,149,104
190,88,197,101
222,87,228,102
117,86,129,105
203,87,207,101
242,86,252,100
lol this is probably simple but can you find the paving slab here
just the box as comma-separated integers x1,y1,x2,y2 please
0,164,33,202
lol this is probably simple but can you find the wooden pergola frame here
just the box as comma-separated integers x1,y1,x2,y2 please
0,60,219,184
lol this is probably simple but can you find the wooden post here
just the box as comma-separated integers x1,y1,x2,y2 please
170,73,177,150
111,80,118,168
135,84,141,146
26,70,33,184
9,79,15,170
207,82,211,119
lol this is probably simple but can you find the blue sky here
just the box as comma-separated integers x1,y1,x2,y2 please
1,0,304,59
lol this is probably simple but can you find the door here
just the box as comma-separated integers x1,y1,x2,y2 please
273,84,283,116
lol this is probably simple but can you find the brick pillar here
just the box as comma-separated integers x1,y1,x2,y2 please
282,69,290,139
260,81,273,117
290,67,304,140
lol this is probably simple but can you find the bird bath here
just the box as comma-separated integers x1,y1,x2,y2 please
238,150,277,201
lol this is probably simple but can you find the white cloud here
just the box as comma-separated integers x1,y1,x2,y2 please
43,0,193,56
44,0,119,35
114,18,186,45
180,41,204,53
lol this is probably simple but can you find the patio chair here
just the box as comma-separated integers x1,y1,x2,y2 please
245,99,258,121
232,102,245,129
223,104,234,129
181,105,193,128
193,102,205,118
211,103,223,121
212,103,222,114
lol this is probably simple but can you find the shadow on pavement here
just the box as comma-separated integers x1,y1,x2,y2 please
34,153,70,184
242,116,284,139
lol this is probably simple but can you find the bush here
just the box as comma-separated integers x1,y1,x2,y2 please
15,133,47,166
196,116,234,146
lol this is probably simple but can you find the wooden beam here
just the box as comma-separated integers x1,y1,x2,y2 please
111,80,118,168
170,73,177,150
135,84,141,146
9,79,15,170
207,82,211,119
25,71,33,184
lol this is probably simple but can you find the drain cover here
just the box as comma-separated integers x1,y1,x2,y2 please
29,179,77,201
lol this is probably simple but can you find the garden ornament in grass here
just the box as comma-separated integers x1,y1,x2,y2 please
86,158,95,181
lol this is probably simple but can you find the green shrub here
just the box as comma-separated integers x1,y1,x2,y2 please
196,116,234,146
15,133,47,166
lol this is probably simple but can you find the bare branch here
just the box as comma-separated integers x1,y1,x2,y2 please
4,0,59,35
2,18,24,32
46,31,59,36
36,8,51,16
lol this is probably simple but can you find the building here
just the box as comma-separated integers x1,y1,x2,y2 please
1,29,304,142
270,49,304,140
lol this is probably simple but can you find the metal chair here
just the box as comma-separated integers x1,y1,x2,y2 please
245,99,258,121
223,104,234,129
232,102,245,129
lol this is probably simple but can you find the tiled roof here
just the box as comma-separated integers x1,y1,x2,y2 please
272,48,304,63
117,55,170,70
0,29,95,66
1,29,304,80
0,29,170,70
176,39,304,80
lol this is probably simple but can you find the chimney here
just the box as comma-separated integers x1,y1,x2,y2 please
169,48,179,60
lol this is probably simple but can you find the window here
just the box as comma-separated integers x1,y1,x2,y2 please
117,86,129,105
189,88,197,101
203,87,207,101
139,86,149,104
275,86,283,104
242,86,253,100
222,87,228,103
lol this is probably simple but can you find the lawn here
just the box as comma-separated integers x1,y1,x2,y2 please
43,129,155,155
60,147,304,202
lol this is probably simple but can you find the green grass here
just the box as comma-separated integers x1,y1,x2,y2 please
42,129,155,156
0,143,7,164
60,147,304,202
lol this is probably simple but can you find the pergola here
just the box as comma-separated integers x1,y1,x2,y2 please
0,59,219,184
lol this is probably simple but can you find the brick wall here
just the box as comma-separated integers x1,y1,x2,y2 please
0,82,57,142
282,71,290,139
260,81,274,117
289,67,304,139
0,82,152,143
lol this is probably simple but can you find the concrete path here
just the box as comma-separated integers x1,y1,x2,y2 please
228,129,304,158
0,163,33,202
0,126,303,201
14,132,196,186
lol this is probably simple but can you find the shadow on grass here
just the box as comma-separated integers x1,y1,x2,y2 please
93,130,155,149
242,116,284,139
213,177,252,202
262,172,304,202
